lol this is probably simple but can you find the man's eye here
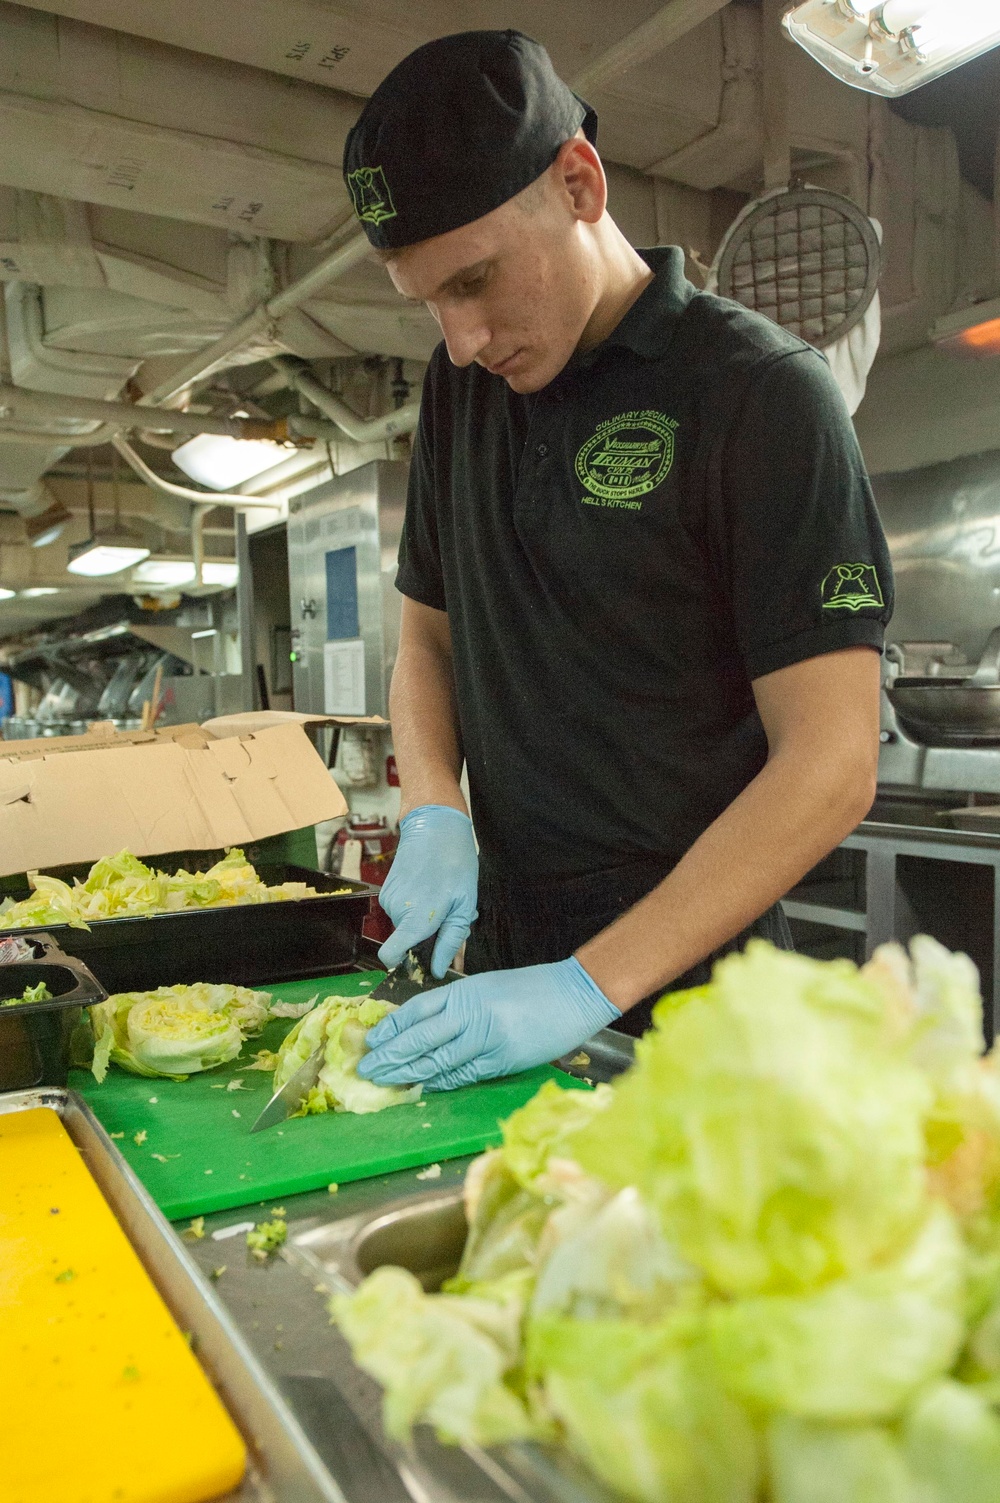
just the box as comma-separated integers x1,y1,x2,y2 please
457,275,488,297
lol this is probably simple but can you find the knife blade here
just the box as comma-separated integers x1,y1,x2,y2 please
369,936,455,1004
249,1044,325,1134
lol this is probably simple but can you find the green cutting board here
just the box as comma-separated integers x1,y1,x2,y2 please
71,972,588,1221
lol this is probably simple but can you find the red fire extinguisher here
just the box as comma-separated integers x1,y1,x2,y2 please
332,815,398,943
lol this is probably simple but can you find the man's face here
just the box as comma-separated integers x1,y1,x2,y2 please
384,160,601,394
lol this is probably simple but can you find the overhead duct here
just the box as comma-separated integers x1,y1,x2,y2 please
276,359,421,444
0,3,359,241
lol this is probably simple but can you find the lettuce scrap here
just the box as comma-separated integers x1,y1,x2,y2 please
88,982,271,1081
0,847,331,932
1,980,54,1006
273,994,423,1115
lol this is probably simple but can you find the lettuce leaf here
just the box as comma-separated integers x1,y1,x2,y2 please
570,941,931,1296
708,1205,965,1420
273,994,422,1114
526,1313,759,1503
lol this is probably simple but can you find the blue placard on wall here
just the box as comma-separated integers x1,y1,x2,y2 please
325,545,360,641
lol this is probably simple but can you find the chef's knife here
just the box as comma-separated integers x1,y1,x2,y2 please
369,935,457,1004
249,1044,325,1134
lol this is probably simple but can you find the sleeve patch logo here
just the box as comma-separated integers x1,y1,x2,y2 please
575,410,677,508
821,562,884,612
346,166,397,226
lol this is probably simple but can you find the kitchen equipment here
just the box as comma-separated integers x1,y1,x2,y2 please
249,1045,325,1135
72,972,588,1220
887,627,1000,746
286,460,407,720
0,1085,347,1503
0,933,107,1091
712,186,881,349
0,853,375,993
249,939,453,1132
369,936,449,1004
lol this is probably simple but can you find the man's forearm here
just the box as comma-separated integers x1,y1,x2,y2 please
576,742,874,1011
390,603,467,818
578,648,880,1008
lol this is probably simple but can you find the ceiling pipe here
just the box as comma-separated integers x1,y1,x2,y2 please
0,383,295,441
137,231,372,410
110,435,284,511
277,359,421,443
0,423,117,447
571,0,732,93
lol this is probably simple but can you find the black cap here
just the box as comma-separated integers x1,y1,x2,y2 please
343,30,598,252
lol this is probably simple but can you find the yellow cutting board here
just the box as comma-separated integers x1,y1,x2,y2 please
0,1107,247,1503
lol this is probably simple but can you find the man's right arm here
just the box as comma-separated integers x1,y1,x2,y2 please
391,596,467,817
377,596,479,977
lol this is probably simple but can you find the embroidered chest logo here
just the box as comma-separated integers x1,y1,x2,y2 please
575,409,678,510
346,166,397,226
821,563,884,613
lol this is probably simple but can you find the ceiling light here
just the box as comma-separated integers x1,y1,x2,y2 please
201,561,239,587
19,587,60,597
931,297,1000,358
130,558,239,589
24,500,72,548
172,433,288,491
67,531,150,577
784,0,1000,95
131,559,197,588
0,587,15,601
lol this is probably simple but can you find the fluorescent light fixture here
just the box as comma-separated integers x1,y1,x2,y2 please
131,558,238,589
19,587,60,597
201,561,238,587
0,587,15,601
24,500,72,548
932,296,1000,359
173,432,288,490
784,0,1000,96
67,535,150,577
191,628,218,639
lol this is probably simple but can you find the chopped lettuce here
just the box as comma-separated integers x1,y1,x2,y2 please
88,982,271,1082
331,937,1000,1503
568,942,932,1296
246,1216,287,1260
0,846,327,931
707,1204,965,1420
331,1266,542,1445
273,994,422,1114
526,1313,759,1503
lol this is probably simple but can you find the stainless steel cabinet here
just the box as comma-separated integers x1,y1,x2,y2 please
286,461,407,719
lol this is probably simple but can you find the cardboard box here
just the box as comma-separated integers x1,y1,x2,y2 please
0,720,349,879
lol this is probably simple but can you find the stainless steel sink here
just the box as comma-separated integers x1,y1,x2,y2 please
291,1189,468,1294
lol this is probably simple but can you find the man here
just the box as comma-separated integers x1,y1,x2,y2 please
346,30,891,1093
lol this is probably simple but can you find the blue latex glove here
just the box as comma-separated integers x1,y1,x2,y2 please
377,804,479,979
357,957,621,1091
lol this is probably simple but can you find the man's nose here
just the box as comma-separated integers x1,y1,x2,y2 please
438,307,491,368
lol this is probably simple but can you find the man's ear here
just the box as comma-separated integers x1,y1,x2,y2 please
556,137,607,226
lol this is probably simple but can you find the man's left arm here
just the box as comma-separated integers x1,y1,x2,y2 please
576,644,879,1008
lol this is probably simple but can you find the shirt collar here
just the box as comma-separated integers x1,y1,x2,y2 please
565,246,696,374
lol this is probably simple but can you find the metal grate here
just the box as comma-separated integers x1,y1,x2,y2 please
715,188,881,349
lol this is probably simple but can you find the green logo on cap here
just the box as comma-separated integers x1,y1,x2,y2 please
347,166,397,227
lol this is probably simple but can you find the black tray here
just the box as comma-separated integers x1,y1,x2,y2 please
0,933,108,1091
0,851,377,995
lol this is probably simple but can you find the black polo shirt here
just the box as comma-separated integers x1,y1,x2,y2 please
397,246,892,882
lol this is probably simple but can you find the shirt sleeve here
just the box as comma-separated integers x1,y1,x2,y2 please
712,347,893,682
395,358,448,612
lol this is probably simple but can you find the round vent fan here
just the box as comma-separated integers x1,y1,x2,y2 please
713,186,882,350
